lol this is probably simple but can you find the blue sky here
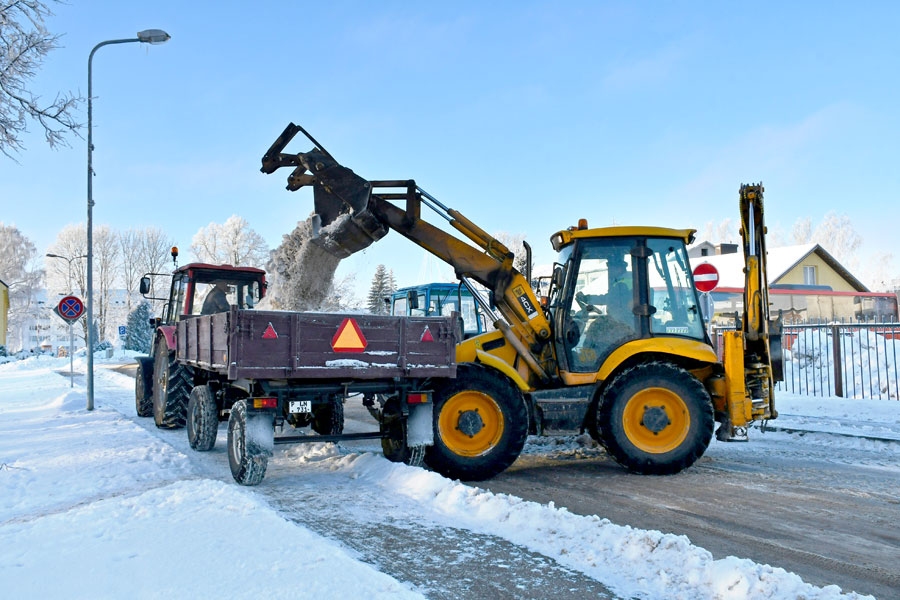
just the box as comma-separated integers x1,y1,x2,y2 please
2,1,899,297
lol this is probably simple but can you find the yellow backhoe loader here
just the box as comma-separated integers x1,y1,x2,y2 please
261,123,782,481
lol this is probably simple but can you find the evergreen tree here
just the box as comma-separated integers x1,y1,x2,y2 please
124,302,154,353
366,264,393,314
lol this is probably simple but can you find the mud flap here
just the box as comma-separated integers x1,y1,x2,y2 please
407,402,434,447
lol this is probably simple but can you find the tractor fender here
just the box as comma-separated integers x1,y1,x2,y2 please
597,338,719,382
157,325,177,352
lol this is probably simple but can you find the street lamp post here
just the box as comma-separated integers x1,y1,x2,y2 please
87,29,170,411
45,253,88,294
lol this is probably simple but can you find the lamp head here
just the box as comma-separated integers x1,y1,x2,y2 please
137,29,171,45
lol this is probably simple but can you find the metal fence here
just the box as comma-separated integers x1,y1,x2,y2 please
714,320,900,400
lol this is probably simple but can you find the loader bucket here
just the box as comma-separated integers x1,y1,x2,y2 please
261,124,388,258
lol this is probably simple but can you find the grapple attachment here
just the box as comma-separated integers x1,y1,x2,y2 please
260,123,388,258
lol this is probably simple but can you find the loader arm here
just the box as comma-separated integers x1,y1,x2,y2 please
261,123,554,385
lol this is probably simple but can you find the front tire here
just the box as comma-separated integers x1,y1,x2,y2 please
152,341,192,429
425,364,528,481
227,400,272,486
187,385,219,451
597,362,714,475
135,356,153,417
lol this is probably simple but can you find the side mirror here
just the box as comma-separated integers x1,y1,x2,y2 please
139,276,151,295
407,290,419,310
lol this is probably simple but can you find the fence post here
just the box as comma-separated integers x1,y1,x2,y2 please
831,323,843,397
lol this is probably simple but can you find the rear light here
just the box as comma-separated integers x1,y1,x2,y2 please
407,392,430,404
252,397,278,409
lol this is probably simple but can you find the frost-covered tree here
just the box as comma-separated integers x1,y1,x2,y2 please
0,1,82,157
812,212,862,272
190,215,269,269
366,264,395,314
492,231,530,275
0,222,43,350
124,301,153,353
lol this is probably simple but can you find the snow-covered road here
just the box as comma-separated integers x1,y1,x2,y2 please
1,353,896,599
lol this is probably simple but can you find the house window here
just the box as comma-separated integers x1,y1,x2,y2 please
803,266,817,285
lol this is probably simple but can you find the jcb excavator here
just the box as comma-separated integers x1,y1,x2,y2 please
261,123,782,481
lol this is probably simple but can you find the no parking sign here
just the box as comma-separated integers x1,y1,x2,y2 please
56,296,84,323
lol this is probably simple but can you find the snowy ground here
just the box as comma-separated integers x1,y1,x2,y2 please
1,353,895,599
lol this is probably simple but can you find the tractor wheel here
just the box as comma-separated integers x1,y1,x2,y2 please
152,341,192,429
380,396,426,467
134,356,154,417
597,362,714,475
311,396,344,435
227,400,272,486
187,385,219,451
425,364,528,481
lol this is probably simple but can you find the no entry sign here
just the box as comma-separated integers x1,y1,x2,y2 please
57,295,85,322
692,263,719,293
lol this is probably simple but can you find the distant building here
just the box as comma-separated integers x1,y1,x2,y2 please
690,243,897,323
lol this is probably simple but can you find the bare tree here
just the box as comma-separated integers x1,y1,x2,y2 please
791,217,813,245
0,1,82,157
94,225,120,341
190,215,269,268
140,227,176,297
0,222,44,349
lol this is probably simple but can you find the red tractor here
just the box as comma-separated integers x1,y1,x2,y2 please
136,249,267,429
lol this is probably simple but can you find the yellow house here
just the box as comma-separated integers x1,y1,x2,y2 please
690,244,896,323
0,278,8,348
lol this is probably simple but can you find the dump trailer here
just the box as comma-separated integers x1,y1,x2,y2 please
135,250,459,486
260,123,783,481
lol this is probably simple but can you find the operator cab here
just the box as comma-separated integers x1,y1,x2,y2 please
140,263,267,326
548,225,706,373
389,282,488,339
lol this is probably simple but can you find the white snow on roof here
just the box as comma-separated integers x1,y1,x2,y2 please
693,244,818,288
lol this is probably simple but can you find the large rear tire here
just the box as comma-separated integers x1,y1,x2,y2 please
187,385,219,451
227,400,272,486
425,364,528,481
152,340,192,429
134,356,153,417
597,362,714,475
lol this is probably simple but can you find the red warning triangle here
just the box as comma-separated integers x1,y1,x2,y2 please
331,318,367,352
420,326,434,342
262,322,278,339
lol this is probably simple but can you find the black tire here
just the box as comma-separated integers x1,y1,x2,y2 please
425,364,528,481
152,340,192,429
597,362,714,475
380,396,426,467
227,400,272,486
187,385,219,451
134,356,154,417
312,396,344,435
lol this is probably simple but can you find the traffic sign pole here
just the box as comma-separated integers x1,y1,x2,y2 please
68,323,75,388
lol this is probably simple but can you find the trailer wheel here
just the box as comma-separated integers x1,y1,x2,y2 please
380,396,425,467
597,362,714,475
134,356,154,417
425,364,528,481
312,396,344,435
187,385,218,451
227,400,272,486
152,341,192,429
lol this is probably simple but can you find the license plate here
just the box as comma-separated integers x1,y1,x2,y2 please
289,400,312,414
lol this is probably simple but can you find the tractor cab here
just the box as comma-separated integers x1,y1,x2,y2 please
140,262,267,327
389,282,489,339
547,224,708,375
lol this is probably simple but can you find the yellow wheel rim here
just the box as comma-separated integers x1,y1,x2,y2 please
621,387,689,454
438,390,505,457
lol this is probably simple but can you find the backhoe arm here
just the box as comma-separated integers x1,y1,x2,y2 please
261,123,554,384
718,184,782,440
